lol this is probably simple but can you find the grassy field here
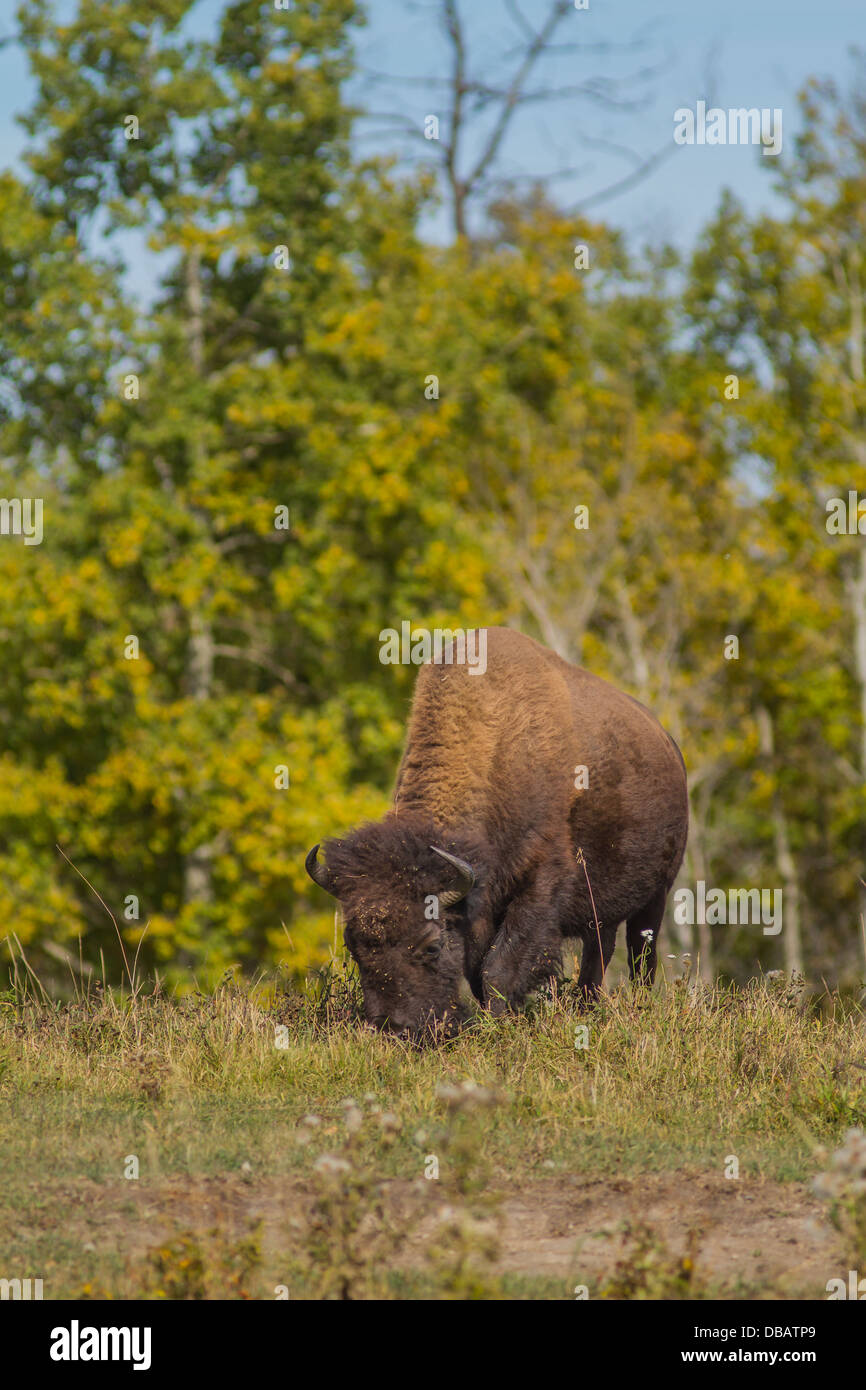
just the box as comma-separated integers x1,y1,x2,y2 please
2,957,866,1300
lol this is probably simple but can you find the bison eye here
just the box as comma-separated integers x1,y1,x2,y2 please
416,937,442,963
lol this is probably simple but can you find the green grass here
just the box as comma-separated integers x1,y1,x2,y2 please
1,963,865,1299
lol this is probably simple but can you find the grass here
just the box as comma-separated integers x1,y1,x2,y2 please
1,957,865,1299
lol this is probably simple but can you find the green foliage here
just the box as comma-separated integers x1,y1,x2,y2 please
0,8,864,991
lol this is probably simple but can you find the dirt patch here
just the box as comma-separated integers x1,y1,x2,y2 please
494,1171,842,1295
60,1167,844,1297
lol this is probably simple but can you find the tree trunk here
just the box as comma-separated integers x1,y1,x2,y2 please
182,247,214,915
684,826,714,983
756,705,804,976
845,253,866,956
849,548,866,954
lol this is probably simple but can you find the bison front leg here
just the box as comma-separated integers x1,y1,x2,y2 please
480,894,562,1015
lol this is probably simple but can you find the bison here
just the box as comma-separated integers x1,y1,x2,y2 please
306,626,688,1039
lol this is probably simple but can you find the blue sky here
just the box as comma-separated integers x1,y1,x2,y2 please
0,0,863,259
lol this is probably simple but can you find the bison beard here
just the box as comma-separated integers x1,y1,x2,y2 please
306,627,688,1041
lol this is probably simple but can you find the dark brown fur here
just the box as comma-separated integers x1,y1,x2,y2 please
310,627,688,1038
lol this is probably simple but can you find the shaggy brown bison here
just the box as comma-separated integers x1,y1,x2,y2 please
306,626,688,1039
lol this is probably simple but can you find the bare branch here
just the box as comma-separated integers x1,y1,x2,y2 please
442,0,469,236
212,643,300,690
357,1,676,238
462,0,572,199
574,136,679,212
504,0,535,44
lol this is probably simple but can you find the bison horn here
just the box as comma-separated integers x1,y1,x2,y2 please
430,846,476,907
305,843,336,895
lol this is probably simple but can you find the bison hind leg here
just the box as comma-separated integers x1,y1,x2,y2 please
574,919,617,1004
626,885,668,986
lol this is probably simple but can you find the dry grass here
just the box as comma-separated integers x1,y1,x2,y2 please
1,960,865,1298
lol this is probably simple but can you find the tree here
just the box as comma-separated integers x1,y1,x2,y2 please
2,0,480,983
684,57,866,982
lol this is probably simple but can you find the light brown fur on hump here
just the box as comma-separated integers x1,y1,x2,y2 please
392,627,573,829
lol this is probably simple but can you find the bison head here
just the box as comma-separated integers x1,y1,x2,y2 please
304,819,478,1041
